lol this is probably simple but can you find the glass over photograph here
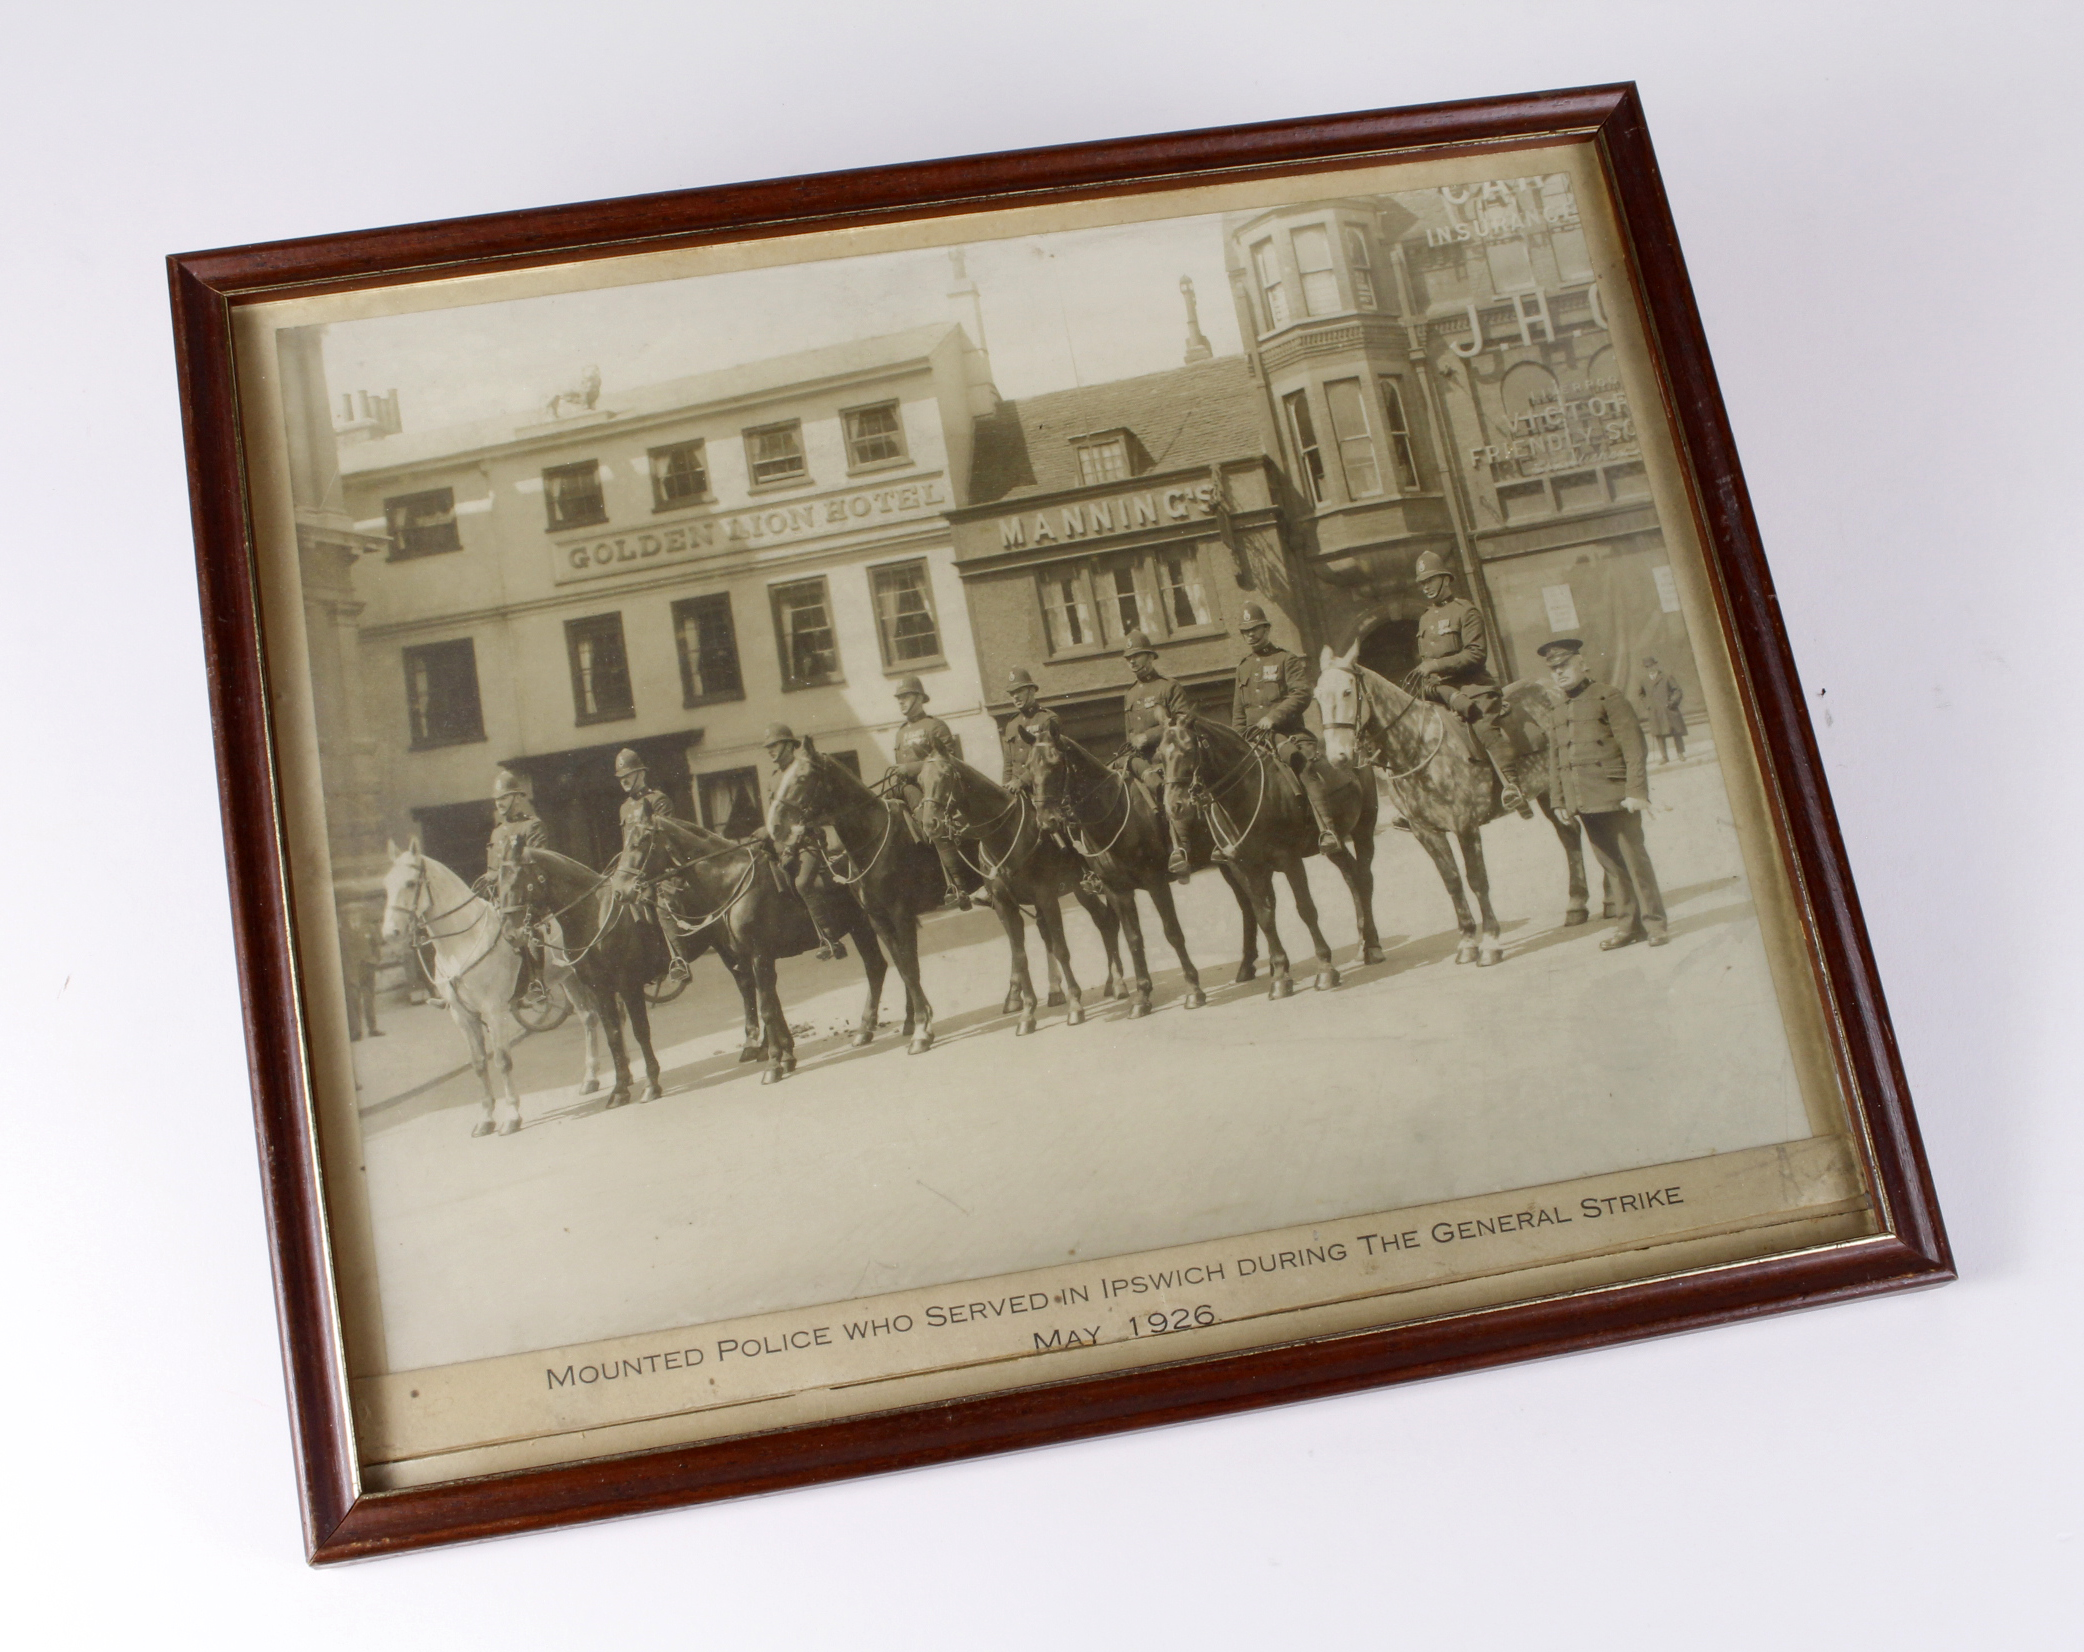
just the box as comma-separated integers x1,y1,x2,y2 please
232,145,1877,1489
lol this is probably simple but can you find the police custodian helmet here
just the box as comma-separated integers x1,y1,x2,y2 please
613,748,646,777
762,721,798,748
1414,549,1455,584
493,767,525,797
1007,666,1038,690
1238,601,1272,631
1122,630,1158,659
893,675,929,701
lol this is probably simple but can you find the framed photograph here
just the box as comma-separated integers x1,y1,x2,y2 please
170,83,1949,1562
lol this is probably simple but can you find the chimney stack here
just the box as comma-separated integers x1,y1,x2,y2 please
947,248,999,416
1180,276,1213,364
334,388,401,445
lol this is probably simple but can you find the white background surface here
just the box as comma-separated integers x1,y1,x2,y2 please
4,2,2077,1644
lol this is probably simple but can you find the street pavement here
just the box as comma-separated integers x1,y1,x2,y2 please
350,738,1814,1373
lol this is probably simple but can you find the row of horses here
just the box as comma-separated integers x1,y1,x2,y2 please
377,648,1602,1138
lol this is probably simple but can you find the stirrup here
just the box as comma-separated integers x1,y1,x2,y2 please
1502,786,1533,820
1389,815,1414,834
944,887,971,911
666,958,690,983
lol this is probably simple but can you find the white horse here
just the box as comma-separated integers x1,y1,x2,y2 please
378,838,603,1137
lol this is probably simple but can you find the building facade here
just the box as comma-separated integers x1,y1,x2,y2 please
946,351,1317,757
1224,175,1701,710
336,323,999,878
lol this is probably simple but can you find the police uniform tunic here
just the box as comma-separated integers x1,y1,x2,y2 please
487,810,548,870
617,786,678,830
893,713,961,776
1232,645,1317,759
1125,675,1193,754
1417,596,1501,715
999,704,1062,786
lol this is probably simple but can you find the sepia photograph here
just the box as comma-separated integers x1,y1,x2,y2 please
215,133,1898,1501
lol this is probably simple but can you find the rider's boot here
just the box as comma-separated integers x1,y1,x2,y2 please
1150,781,1192,881
1300,763,1343,852
933,841,972,910
1475,718,1533,818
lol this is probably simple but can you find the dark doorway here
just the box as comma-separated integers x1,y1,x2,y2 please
411,798,496,883
1357,617,1418,684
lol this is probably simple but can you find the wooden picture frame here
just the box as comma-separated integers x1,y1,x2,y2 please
168,83,1950,1563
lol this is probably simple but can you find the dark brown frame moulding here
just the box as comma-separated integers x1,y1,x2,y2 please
168,82,1951,1563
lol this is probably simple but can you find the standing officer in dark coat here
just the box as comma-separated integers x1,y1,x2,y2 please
1412,548,1530,817
615,747,692,980
760,722,849,960
1120,630,1193,880
889,675,971,910
1231,601,1339,851
1639,654,1687,763
1538,639,1667,949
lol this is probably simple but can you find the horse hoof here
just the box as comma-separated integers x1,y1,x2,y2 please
908,1035,933,1056
1001,993,1022,1016
850,1029,874,1049
1130,1000,1152,1019
1317,968,1340,991
1046,990,1066,1008
580,1078,599,1095
1271,978,1295,1000
1016,1016,1037,1036
605,1092,630,1110
496,1119,519,1137
761,1066,785,1086
1234,964,1257,985
738,1046,762,1064
471,1121,495,1139
1564,909,1589,927
1455,941,1479,965
1362,946,1385,966
1066,1005,1085,1027
640,1082,661,1103
1476,949,1504,969
1183,989,1206,1010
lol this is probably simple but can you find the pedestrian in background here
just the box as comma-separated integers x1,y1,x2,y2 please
341,903,383,1039
1539,638,1667,950
1639,653,1687,763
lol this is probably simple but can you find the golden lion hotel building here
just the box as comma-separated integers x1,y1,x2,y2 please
335,323,999,877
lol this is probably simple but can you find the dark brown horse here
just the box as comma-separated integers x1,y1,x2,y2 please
1028,730,1264,1015
497,846,666,1110
1158,713,1383,997
1313,644,1600,966
767,739,946,1055
916,754,1125,1035
617,808,890,1084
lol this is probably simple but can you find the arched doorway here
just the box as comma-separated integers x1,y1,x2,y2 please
1356,615,1417,683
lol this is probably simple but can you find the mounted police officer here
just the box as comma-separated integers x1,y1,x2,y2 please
760,722,849,961
614,747,691,982
482,767,548,892
1120,631,1193,880
1231,602,1340,852
1412,548,1531,817
888,675,971,910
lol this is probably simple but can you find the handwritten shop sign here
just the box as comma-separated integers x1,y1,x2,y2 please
553,477,948,583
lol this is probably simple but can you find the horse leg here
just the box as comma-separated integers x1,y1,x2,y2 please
996,894,1039,1035
1460,829,1505,967
487,996,528,1134
623,979,664,1102
1283,859,1340,991
1074,883,1126,1001
1033,889,1085,1027
562,973,604,1094
1347,791,1385,965
1242,862,1293,999
1147,878,1204,1010
1112,884,1156,1017
456,1005,499,1138
850,919,888,1049
1044,947,1066,1010
1544,797,1591,926
754,951,794,1084
596,986,633,1108
1222,863,1260,984
888,911,934,1054
714,945,762,1064
1405,826,1474,963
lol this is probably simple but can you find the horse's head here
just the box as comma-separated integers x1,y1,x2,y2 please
766,736,832,845
615,800,672,891
915,754,960,841
494,839,554,931
1315,642,1364,766
1028,727,1069,812
379,837,427,943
